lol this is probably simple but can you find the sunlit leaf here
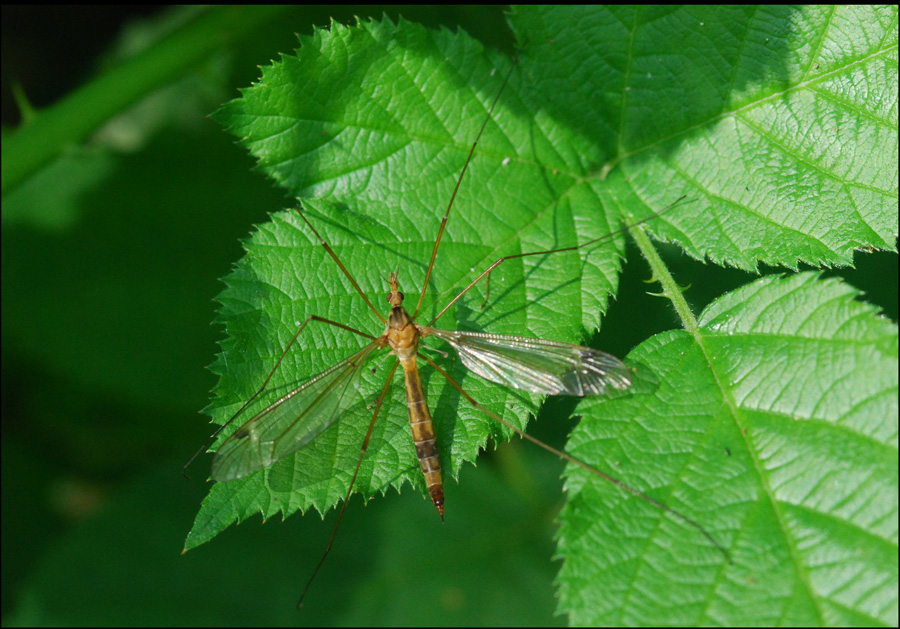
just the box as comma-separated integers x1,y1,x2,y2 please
188,12,897,625
560,273,898,626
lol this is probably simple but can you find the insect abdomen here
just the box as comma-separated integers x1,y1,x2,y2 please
401,359,444,518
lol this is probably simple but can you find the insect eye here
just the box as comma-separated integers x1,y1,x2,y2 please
386,293,392,303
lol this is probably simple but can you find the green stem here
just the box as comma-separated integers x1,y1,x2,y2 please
629,213,745,450
1,5,290,196
628,222,700,336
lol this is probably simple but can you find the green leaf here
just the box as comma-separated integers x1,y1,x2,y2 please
559,273,898,625
187,8,897,623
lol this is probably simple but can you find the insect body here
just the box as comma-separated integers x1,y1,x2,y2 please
385,272,444,517
210,266,633,521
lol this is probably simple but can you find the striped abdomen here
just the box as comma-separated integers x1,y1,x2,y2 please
400,357,444,518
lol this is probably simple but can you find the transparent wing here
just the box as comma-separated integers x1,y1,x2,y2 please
212,341,383,482
423,328,632,396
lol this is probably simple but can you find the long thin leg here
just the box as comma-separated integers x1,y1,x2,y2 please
297,359,401,608
426,197,688,327
420,353,732,564
183,315,376,476
412,47,523,319
293,208,387,324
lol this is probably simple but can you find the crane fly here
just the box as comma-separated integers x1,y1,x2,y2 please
188,46,730,605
